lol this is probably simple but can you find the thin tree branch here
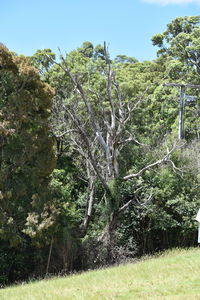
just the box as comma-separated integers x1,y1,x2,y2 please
123,145,177,180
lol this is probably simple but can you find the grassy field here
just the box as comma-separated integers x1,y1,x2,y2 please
1,248,200,299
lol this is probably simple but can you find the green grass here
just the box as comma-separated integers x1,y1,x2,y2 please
1,248,200,299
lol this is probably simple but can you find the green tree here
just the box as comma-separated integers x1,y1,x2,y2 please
0,45,56,282
29,48,56,77
152,16,200,140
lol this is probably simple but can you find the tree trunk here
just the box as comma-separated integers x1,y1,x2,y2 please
46,236,53,276
83,178,95,233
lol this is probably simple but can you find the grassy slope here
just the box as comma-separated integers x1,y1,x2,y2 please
1,248,200,300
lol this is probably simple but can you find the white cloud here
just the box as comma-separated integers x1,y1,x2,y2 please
143,0,200,5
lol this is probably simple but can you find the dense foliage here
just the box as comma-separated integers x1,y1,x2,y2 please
0,45,56,284
1,16,200,285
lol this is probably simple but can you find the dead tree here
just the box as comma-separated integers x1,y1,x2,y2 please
46,46,181,241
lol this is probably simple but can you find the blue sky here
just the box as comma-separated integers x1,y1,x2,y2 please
1,0,200,61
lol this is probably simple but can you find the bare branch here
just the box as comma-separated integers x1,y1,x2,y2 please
165,159,183,174
123,144,178,180
117,189,153,220
118,135,146,147
52,129,77,139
